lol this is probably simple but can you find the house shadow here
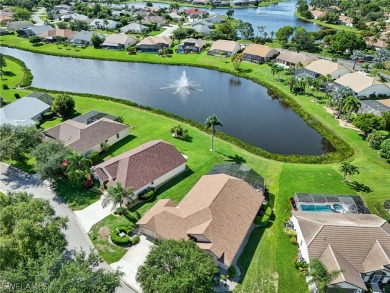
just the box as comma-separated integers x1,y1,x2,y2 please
347,180,372,193
238,68,253,74
129,168,194,212
3,71,16,77
98,135,137,163
214,150,247,164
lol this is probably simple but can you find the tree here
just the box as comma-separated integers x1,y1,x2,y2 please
276,26,294,47
236,21,254,39
65,152,92,184
339,162,360,181
291,27,314,52
373,48,390,67
309,259,343,293
350,50,365,69
137,239,218,293
91,34,104,48
52,94,75,118
29,35,41,45
366,130,389,149
379,138,390,162
331,86,353,119
173,27,195,42
226,9,234,19
204,114,223,151
382,111,390,131
286,75,297,92
32,140,72,181
0,124,42,162
70,20,89,31
231,53,243,71
342,96,361,123
269,63,279,80
102,182,135,210
353,113,386,135
330,31,365,53
57,22,68,29
0,53,6,79
13,7,32,20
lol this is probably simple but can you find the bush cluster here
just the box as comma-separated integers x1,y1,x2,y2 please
131,235,140,245
138,188,154,201
41,111,54,120
86,150,100,164
228,266,237,279
110,225,132,245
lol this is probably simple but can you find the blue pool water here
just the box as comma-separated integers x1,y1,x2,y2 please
300,204,346,213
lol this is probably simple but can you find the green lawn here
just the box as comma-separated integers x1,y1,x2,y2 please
295,12,361,33
4,52,390,292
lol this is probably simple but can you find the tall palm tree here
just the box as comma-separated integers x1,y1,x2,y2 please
309,259,343,293
296,78,307,94
204,115,223,151
102,182,135,210
350,50,365,70
342,96,361,124
339,162,359,181
286,75,297,92
270,63,278,80
65,152,92,184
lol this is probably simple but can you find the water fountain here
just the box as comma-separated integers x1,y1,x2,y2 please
161,71,203,94
255,7,261,15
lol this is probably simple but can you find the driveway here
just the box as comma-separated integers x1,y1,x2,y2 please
157,25,178,37
32,7,46,26
0,163,136,293
75,197,116,232
111,235,155,292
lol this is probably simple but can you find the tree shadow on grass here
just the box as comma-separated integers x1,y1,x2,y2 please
214,150,247,164
3,71,16,77
238,68,253,74
32,43,44,47
129,168,194,212
98,135,137,163
347,180,372,193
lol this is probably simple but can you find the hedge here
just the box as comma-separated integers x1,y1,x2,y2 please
3,55,33,88
27,87,354,164
41,111,54,120
110,225,132,245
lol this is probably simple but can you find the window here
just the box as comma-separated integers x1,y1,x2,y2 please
116,133,119,139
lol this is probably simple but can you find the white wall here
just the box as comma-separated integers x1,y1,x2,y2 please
291,215,310,262
358,85,390,97
83,128,129,156
331,68,351,80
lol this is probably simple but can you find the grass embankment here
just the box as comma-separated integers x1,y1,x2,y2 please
124,0,283,8
4,53,390,292
295,11,360,33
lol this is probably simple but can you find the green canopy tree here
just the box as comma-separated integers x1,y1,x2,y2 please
330,31,365,54
342,96,361,123
309,259,343,293
65,152,92,184
276,26,294,47
52,94,75,119
137,239,218,293
231,53,243,71
338,162,360,181
102,182,135,210
0,54,6,79
204,114,223,151
350,50,365,69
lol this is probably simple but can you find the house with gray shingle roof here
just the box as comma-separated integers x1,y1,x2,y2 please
44,112,129,156
291,212,390,292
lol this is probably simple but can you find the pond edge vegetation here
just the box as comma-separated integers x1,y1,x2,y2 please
3,54,33,88
6,51,354,163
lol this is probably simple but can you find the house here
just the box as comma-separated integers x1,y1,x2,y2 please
168,11,182,21
44,111,129,156
92,140,187,197
0,13,13,24
291,212,390,293
119,22,148,34
304,59,350,80
0,97,51,127
141,16,165,28
137,173,264,269
359,99,390,116
310,8,326,19
38,28,76,42
89,19,118,30
206,13,225,24
60,13,90,23
101,34,137,50
366,37,388,50
339,15,353,27
70,30,94,46
334,72,390,97
136,36,172,52
242,44,279,63
208,40,241,57
191,24,211,34
17,25,53,38
26,92,55,105
185,8,205,17
192,0,209,5
275,51,316,68
176,38,205,53
7,21,33,31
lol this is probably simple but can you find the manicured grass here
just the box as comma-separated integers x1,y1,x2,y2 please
54,181,101,210
295,12,360,33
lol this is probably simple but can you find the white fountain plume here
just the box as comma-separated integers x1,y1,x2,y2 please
161,71,203,94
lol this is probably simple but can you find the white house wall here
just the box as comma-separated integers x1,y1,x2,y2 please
358,85,390,97
83,128,130,156
291,215,310,263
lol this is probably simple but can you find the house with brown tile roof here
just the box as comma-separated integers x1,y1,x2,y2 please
92,140,187,197
291,212,390,292
310,8,326,19
44,112,129,156
136,36,172,52
38,28,76,41
338,15,353,27
137,174,264,269
242,44,279,64
101,33,137,50
208,40,241,57
304,59,350,80
334,72,390,97
275,51,316,68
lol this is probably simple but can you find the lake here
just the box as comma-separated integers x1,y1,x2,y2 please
2,47,333,155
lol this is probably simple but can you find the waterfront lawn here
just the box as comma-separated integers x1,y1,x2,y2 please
295,12,360,33
1,57,31,103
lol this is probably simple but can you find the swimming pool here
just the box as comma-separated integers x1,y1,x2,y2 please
300,204,345,213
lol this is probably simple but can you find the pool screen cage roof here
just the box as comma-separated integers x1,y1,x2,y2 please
294,193,370,214
384,200,390,210
208,163,265,192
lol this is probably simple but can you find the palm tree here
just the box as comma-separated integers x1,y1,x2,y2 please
270,63,278,80
339,162,360,181
204,115,223,151
296,78,307,94
342,96,361,124
270,31,274,40
350,50,365,70
309,259,343,293
286,75,297,92
102,182,135,210
65,152,92,184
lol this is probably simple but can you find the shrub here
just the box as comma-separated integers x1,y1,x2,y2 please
14,93,21,99
116,116,124,123
367,130,389,149
41,111,54,120
2,84,8,89
110,225,132,245
284,228,297,238
353,113,386,134
228,266,236,279
373,203,390,222
138,188,154,201
254,216,262,225
113,207,127,215
87,150,100,164
117,225,132,235
379,138,390,162
170,124,189,139
290,236,298,245
131,235,140,245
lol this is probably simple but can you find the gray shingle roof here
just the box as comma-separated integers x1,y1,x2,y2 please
72,110,117,125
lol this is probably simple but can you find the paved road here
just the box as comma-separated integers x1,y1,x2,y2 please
157,25,178,37
32,7,46,26
0,163,136,293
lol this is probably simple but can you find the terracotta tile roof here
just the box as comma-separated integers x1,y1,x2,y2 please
93,140,186,190
102,33,136,45
136,36,172,46
243,44,278,58
138,174,264,266
305,59,349,75
44,118,128,154
39,28,76,38
293,212,390,281
276,52,316,64
210,40,240,52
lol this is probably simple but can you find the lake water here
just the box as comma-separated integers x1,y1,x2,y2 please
123,0,320,34
2,47,333,155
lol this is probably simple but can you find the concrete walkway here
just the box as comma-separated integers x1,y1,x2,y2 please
32,7,46,26
111,235,154,292
157,25,178,37
75,197,116,233
0,163,136,293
